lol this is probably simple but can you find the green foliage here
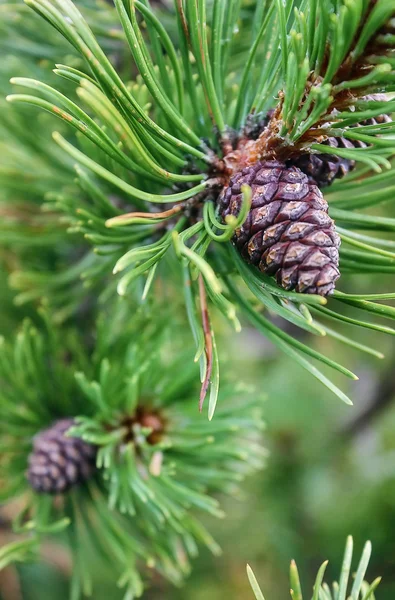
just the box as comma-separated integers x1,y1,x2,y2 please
247,536,382,600
0,300,265,598
279,0,395,146
2,0,395,412
1,2,395,600
0,0,123,69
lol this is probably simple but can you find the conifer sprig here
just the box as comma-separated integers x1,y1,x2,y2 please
0,302,265,598
4,0,395,409
261,0,395,157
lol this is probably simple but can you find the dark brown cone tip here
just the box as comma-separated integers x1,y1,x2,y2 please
27,418,96,495
218,161,341,296
292,96,392,187
291,136,360,188
356,94,392,127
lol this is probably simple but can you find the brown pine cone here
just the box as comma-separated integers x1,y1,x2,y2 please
218,161,341,296
27,418,96,494
291,95,392,186
291,136,359,188
358,94,392,126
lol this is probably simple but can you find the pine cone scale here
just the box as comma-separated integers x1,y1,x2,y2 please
251,184,279,205
250,202,283,232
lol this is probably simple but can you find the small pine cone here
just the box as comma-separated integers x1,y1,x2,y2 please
291,136,359,188
27,418,96,494
218,161,341,296
292,95,392,187
358,94,392,126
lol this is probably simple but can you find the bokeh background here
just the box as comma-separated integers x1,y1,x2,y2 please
1,1,395,598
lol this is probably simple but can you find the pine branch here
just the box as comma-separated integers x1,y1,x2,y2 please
0,303,265,597
3,0,395,408
1,5,395,598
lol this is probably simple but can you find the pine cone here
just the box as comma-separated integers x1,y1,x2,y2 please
218,161,340,296
27,418,96,494
291,136,359,188
358,94,392,126
291,95,392,187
